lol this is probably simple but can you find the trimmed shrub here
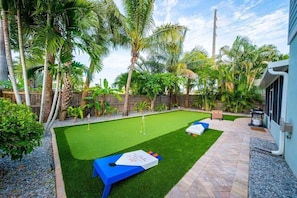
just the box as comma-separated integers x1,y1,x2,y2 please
0,97,44,160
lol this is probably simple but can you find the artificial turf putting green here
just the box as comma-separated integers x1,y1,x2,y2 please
58,111,210,160
54,111,222,197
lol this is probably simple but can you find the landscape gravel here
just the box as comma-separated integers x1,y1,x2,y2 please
249,137,297,198
0,136,55,198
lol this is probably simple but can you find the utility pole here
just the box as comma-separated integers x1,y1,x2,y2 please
212,9,217,60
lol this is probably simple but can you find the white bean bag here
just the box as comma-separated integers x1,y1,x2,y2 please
186,124,205,135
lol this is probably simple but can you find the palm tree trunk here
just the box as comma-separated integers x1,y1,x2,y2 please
59,73,72,121
45,70,61,135
39,9,50,123
168,89,172,110
80,76,90,110
151,95,156,111
44,55,55,122
17,6,31,106
1,10,21,104
123,53,137,116
185,78,190,108
0,19,8,82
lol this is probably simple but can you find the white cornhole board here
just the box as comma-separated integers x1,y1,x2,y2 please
115,150,158,170
186,124,205,135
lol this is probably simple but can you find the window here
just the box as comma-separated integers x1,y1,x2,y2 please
265,76,283,124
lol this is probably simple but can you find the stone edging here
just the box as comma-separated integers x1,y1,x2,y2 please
51,128,67,198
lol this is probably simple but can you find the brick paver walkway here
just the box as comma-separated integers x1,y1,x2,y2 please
165,118,273,198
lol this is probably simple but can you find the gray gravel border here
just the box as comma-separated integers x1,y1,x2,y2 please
0,136,56,198
249,137,297,198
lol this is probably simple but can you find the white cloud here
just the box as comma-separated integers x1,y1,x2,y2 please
229,9,289,52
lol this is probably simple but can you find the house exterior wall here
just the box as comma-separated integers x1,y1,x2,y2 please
286,0,297,176
263,114,280,143
286,36,297,177
288,0,297,43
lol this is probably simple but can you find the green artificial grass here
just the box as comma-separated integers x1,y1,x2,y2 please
59,111,210,160
223,114,248,121
54,111,222,197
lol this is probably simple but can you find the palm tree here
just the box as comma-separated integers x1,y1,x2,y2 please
80,0,124,111
16,0,30,105
32,0,98,122
119,0,155,116
181,47,210,108
216,36,287,112
59,61,87,120
1,0,36,105
102,0,188,115
0,3,21,104
0,20,8,83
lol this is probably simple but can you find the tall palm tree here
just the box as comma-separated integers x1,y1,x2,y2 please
32,0,97,122
80,0,124,110
59,60,87,120
216,36,287,112
0,3,21,104
119,0,155,116
0,19,8,83
16,0,30,105
103,1,188,115
181,47,210,108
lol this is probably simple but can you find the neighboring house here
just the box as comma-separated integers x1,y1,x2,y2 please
258,0,297,177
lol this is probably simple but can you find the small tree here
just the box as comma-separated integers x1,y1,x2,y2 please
0,98,44,160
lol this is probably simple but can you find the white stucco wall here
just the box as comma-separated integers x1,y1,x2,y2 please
286,36,297,177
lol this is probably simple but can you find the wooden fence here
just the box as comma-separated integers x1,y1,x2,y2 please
1,91,206,116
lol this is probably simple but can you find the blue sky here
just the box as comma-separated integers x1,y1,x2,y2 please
75,0,290,85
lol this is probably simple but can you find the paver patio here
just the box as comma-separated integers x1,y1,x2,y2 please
165,117,273,198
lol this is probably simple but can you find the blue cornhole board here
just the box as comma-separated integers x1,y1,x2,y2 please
92,150,159,198
192,121,209,129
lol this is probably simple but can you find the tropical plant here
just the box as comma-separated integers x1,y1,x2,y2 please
86,79,122,116
116,0,155,116
134,100,150,114
216,36,287,112
30,0,99,123
59,61,87,121
112,0,188,116
180,47,210,108
80,0,124,110
67,106,84,122
155,103,168,112
0,97,44,160
113,71,142,95
103,102,118,117
137,72,163,111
